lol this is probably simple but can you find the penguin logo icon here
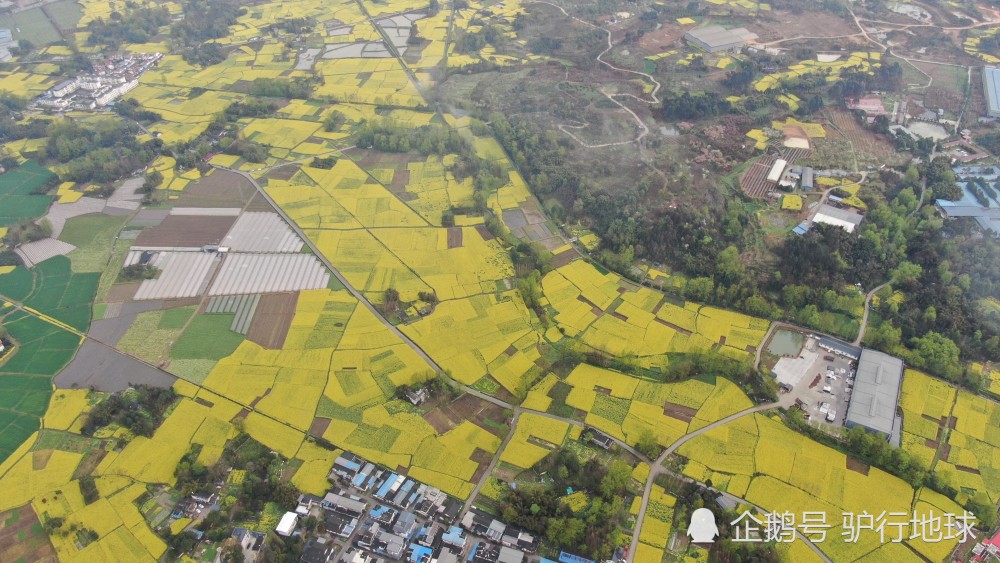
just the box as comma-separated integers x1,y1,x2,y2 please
687,508,719,543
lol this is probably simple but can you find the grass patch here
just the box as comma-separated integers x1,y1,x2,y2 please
169,314,244,361
59,213,128,273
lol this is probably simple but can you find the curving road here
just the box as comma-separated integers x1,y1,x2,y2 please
626,394,834,563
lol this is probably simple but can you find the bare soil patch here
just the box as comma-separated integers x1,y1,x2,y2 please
447,227,463,249
551,249,580,267
173,169,256,207
654,317,692,336
106,282,140,302
637,22,685,54
309,417,331,437
663,402,698,422
826,109,901,163
246,292,298,349
748,9,857,43
445,394,507,437
134,215,237,248
32,450,52,470
265,166,298,182
245,191,277,212
470,448,493,483
249,388,271,408
808,374,821,389
423,408,456,433
846,456,870,476
72,449,107,480
474,225,495,241
231,408,250,422
955,464,981,474
0,505,57,563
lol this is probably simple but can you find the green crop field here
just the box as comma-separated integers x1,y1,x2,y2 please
0,310,81,463
0,8,62,45
158,306,197,330
169,314,244,361
44,0,83,30
0,161,54,227
18,256,99,332
59,213,129,273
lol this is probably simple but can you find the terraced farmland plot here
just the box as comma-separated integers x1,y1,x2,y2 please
542,261,768,367
674,413,964,561
559,364,752,449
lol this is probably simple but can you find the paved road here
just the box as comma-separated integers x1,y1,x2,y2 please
461,411,521,518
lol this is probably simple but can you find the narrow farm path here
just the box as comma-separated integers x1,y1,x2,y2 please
854,281,891,346
532,1,661,148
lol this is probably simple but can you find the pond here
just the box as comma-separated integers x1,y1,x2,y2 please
767,329,804,357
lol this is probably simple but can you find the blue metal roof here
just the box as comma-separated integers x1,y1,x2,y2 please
409,545,433,562
985,67,1000,116
559,552,595,563
376,474,398,498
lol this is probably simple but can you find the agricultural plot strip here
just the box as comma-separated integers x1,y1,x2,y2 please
206,294,261,334
208,253,330,296
43,197,107,238
14,238,76,268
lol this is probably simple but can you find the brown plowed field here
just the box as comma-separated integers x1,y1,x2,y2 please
173,169,256,207
134,215,237,248
0,505,56,563
246,292,299,349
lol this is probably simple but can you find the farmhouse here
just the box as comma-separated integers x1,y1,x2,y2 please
984,66,1000,118
684,25,758,53
845,349,904,443
275,512,298,537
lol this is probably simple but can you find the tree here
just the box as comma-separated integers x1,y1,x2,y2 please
715,245,744,285
323,110,347,132
219,538,243,563
909,332,961,380
598,459,631,499
546,517,585,546
635,430,659,459
893,261,923,285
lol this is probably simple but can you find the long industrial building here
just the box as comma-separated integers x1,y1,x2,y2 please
984,66,1000,118
845,349,904,444
684,25,758,53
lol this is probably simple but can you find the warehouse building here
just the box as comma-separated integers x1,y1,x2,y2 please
813,204,863,233
766,158,787,183
684,25,758,53
845,349,904,444
984,66,1000,118
801,167,814,190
